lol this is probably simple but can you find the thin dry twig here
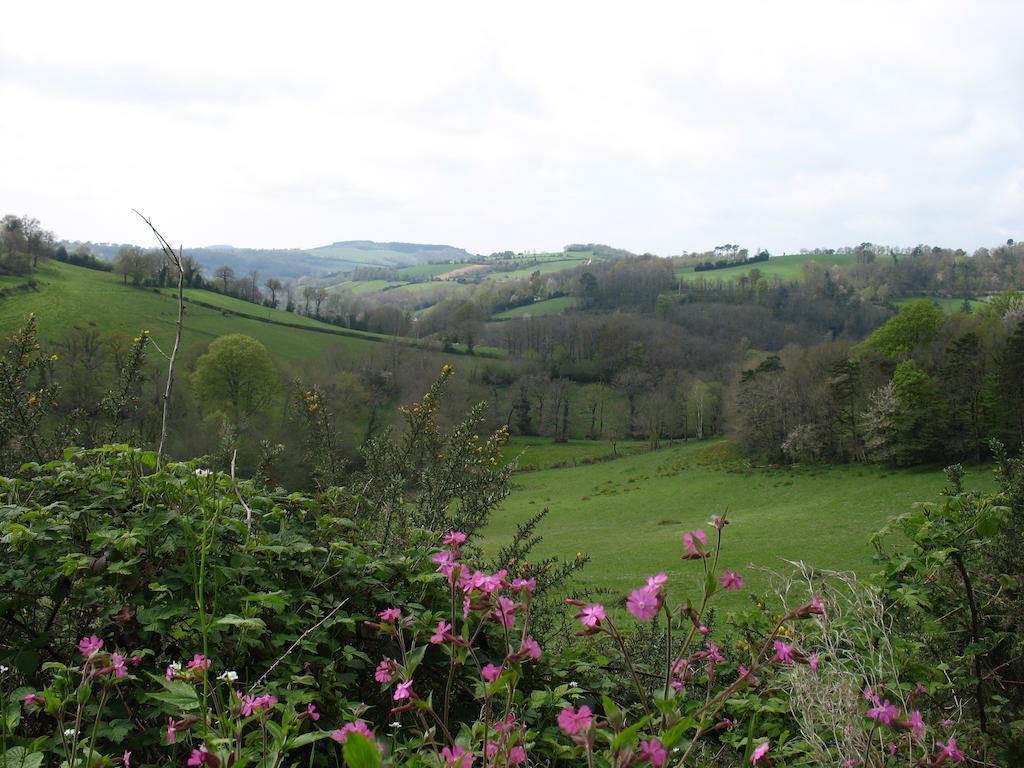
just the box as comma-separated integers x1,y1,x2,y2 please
248,600,348,692
230,449,254,533
133,210,185,469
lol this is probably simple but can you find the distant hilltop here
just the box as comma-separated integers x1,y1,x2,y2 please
61,239,475,279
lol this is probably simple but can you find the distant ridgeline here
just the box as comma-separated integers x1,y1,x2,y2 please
60,239,474,279
693,249,770,273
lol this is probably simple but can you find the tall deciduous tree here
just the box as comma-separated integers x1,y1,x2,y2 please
214,265,235,293
191,334,279,422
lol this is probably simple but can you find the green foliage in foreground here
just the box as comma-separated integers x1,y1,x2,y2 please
2,442,1021,765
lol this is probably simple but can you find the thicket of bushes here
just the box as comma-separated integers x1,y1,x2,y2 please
2,380,1023,765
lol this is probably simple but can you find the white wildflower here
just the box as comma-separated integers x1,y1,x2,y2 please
194,468,211,478
64,728,76,737
217,670,238,682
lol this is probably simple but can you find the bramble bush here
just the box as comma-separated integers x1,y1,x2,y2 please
1,364,1020,766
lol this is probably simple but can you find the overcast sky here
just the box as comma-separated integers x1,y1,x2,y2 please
1,1,1021,255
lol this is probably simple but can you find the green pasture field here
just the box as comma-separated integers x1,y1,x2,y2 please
487,258,590,282
675,251,861,282
493,296,579,319
396,263,475,278
481,440,995,613
503,436,648,470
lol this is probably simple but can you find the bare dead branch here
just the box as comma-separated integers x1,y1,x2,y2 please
133,210,185,469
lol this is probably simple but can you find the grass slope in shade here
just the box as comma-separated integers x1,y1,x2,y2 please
503,436,648,470
494,296,578,319
675,251,860,282
481,441,995,610
0,261,382,363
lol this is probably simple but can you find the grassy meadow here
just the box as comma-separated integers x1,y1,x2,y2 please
675,251,861,282
493,296,579,319
482,440,995,613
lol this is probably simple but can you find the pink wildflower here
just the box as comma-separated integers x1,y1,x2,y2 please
431,620,453,644
378,608,401,622
750,741,770,765
682,529,709,559
111,653,128,678
441,744,474,768
904,709,924,737
482,663,502,683
493,596,517,628
122,751,131,768
187,745,211,766
579,603,606,628
772,640,795,664
166,717,176,744
187,654,211,673
867,700,900,726
23,693,42,707
79,635,103,657
444,531,467,547
808,653,820,673
393,678,414,701
481,570,508,594
331,720,375,743
520,636,542,660
797,594,827,618
557,705,593,735
705,641,725,663
511,577,536,593
306,703,320,720
240,693,277,716
719,570,744,590
640,738,667,767
508,745,527,766
646,571,668,588
738,665,759,684
699,625,710,635
375,658,397,683
626,585,660,621
939,737,965,763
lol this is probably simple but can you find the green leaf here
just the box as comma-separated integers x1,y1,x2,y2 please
601,695,624,730
0,748,44,768
288,731,332,749
213,614,267,632
144,674,201,712
342,732,381,768
611,715,650,751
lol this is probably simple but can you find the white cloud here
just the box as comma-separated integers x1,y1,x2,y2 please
0,0,1021,254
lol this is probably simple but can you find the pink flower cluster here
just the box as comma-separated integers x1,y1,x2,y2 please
860,685,966,763
238,692,277,717
74,635,137,680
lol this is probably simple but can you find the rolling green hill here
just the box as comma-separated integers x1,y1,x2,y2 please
0,262,385,363
0,261,507,365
